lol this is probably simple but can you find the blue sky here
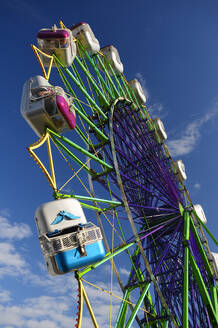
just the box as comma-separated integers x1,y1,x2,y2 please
1,0,218,327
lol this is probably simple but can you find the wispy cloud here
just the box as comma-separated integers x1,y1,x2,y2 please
22,267,77,297
0,295,73,328
0,272,123,328
0,214,32,278
81,279,122,328
0,289,11,303
119,267,130,277
135,72,166,119
0,209,11,218
149,102,165,118
0,216,32,240
167,106,218,157
194,183,201,190
0,242,27,277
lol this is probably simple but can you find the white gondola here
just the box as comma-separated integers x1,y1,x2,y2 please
128,79,146,105
99,45,124,76
71,22,100,56
37,26,77,67
193,204,207,224
20,75,76,136
152,118,167,143
211,252,218,274
35,198,105,275
175,160,187,182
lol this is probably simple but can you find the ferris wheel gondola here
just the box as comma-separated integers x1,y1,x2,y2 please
37,26,77,67
71,22,100,56
20,75,76,136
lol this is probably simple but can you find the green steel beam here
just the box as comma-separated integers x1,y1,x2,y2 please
73,104,108,142
54,193,122,212
183,211,190,328
54,54,108,120
189,251,218,327
163,321,169,328
55,193,122,205
184,211,190,241
115,290,131,328
125,283,151,328
95,54,120,98
178,202,184,216
91,55,116,99
144,316,168,328
127,84,142,110
76,42,116,100
183,248,189,328
74,56,110,107
49,134,92,174
75,125,91,146
71,60,87,89
210,283,218,317
71,60,95,112
190,217,214,278
119,75,134,102
77,242,135,278
55,60,88,115
105,62,126,98
91,168,114,178
78,202,101,211
48,129,112,170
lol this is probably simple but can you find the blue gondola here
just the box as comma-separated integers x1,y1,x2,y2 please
35,198,105,275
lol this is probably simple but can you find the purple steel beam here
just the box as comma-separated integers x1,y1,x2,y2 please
112,125,169,193
126,216,181,243
112,126,182,208
189,230,209,286
153,219,183,276
115,110,183,205
119,170,176,208
112,121,176,200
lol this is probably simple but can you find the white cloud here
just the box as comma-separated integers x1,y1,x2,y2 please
22,268,78,297
0,216,32,278
0,242,26,270
0,208,11,217
194,183,201,190
119,267,130,277
0,295,73,328
148,102,165,118
0,237,77,296
0,283,122,328
135,73,166,119
82,280,122,328
0,216,32,240
0,289,12,303
167,107,218,157
0,251,135,327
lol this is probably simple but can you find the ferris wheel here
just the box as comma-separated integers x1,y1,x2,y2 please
20,21,218,327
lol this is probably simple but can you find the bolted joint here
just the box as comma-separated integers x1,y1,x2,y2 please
183,240,190,247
